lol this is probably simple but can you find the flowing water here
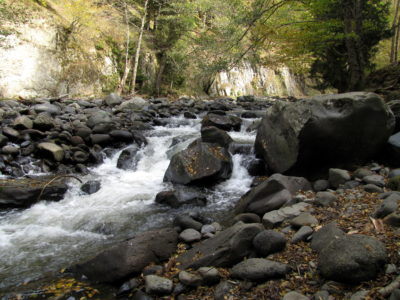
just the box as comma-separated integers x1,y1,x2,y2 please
0,116,258,291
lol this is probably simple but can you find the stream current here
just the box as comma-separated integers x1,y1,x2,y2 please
0,115,258,291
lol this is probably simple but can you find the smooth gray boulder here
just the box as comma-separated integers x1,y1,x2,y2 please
37,142,64,162
255,92,394,176
104,93,122,107
318,234,387,283
235,173,311,215
176,222,263,270
310,222,345,253
329,168,351,188
252,230,286,256
230,258,290,281
179,229,201,243
72,228,178,283
262,202,311,228
145,275,173,295
164,139,232,186
13,116,33,130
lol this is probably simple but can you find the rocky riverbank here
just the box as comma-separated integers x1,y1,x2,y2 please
2,92,400,300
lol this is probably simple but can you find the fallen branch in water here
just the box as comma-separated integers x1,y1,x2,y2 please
37,175,82,201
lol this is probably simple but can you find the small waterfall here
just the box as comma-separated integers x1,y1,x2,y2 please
0,115,259,291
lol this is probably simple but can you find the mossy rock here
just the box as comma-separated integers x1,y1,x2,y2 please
387,176,400,191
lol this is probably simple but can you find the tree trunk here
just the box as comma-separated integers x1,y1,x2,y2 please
117,0,131,95
155,52,166,96
130,0,149,95
343,0,365,91
391,0,400,63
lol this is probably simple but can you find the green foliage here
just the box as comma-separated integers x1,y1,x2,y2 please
298,0,391,91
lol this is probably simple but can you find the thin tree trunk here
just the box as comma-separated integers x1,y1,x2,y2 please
395,22,400,62
155,52,166,96
117,0,131,95
130,0,149,95
343,0,364,91
391,0,400,63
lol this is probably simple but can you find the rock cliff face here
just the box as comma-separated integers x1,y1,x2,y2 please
210,63,307,98
0,18,113,99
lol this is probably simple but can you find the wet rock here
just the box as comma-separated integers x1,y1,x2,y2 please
179,229,201,243
0,176,68,208
155,188,207,208
315,191,337,207
255,92,394,176
145,275,173,295
72,228,178,283
349,290,369,300
291,226,313,243
318,234,387,283
200,126,233,148
143,265,163,276
164,139,232,186
110,130,134,143
173,215,203,231
117,146,140,170
310,222,345,253
262,202,311,228
201,113,242,131
13,115,33,130
329,168,351,189
176,222,263,269
81,180,101,195
90,134,112,146
252,230,286,256
230,258,290,281
183,112,196,119
37,142,64,162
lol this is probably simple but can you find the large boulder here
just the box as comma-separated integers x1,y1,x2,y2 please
176,222,264,270
164,139,233,186
71,228,178,283
318,234,387,283
235,173,311,215
255,92,394,176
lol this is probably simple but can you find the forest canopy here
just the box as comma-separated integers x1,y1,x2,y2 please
0,0,397,96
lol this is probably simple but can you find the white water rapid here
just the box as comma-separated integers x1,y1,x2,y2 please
0,116,259,291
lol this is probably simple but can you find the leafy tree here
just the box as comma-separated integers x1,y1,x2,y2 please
301,0,391,92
